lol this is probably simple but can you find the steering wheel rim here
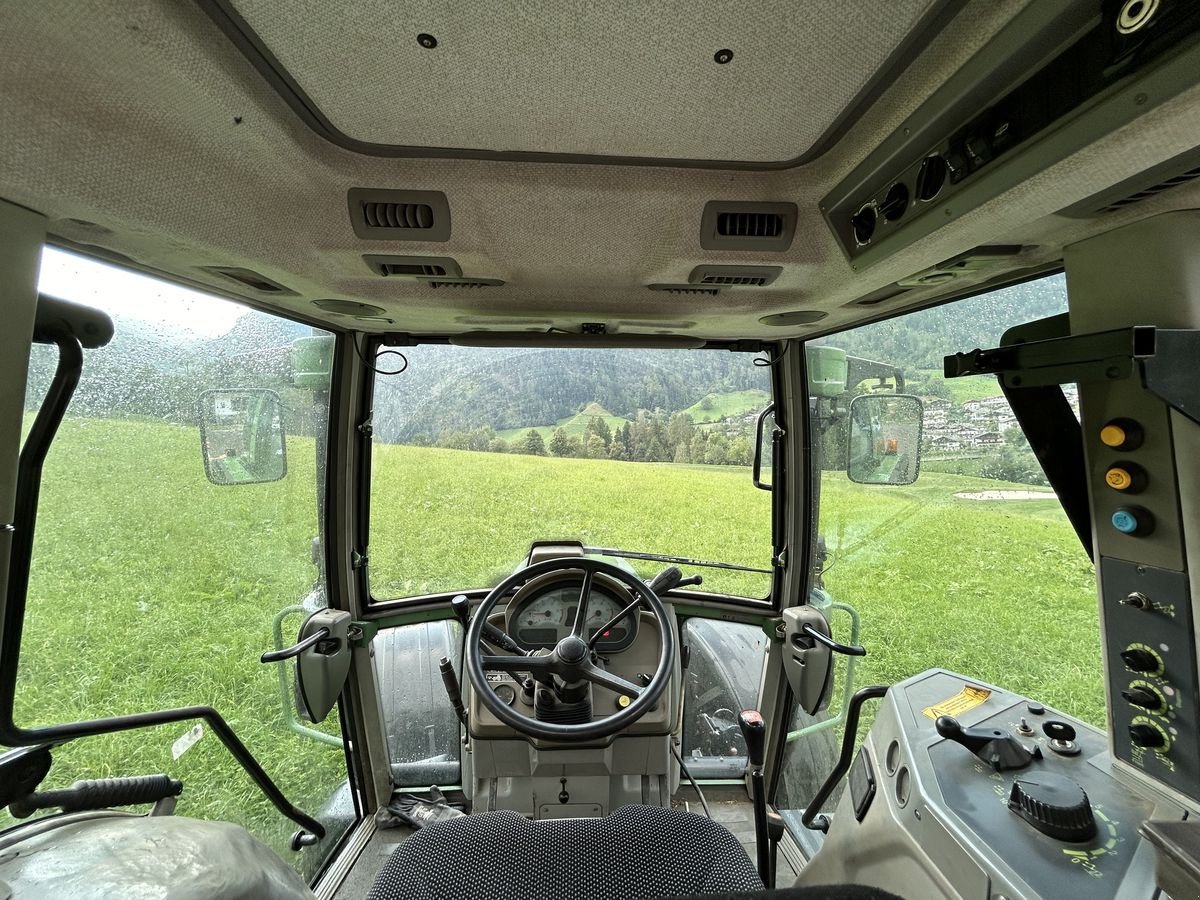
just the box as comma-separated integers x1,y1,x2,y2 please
464,557,676,742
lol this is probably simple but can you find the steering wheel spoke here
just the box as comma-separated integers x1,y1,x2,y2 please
581,660,642,698
569,569,594,638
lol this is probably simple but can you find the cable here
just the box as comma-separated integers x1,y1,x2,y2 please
753,344,787,368
352,338,408,376
670,742,712,819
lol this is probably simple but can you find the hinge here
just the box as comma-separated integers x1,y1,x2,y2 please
358,419,374,437
347,621,377,646
351,549,369,570
773,548,788,569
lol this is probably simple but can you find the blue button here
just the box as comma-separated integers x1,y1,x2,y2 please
1112,509,1140,534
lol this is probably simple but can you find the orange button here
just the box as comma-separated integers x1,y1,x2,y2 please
1100,424,1128,448
1106,467,1134,491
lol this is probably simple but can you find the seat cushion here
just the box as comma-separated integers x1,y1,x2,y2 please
368,805,764,900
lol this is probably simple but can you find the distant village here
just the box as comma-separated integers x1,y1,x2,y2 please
921,385,1080,454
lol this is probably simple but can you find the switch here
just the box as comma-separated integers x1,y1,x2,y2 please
1104,462,1147,494
1121,686,1164,712
1120,647,1162,673
1099,418,1144,451
1111,506,1154,536
1129,723,1167,749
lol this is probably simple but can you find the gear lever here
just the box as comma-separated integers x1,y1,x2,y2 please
737,709,772,886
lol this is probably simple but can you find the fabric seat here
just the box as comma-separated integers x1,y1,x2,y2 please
367,805,764,900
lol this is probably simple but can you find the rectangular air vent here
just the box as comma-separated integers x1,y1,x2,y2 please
1102,166,1200,212
689,265,782,287
426,278,504,288
647,284,720,296
363,255,463,278
348,189,451,241
1059,145,1200,218
201,266,297,295
700,202,797,252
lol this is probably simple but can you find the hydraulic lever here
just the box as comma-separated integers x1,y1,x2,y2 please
737,709,773,886
935,715,1040,772
450,595,526,656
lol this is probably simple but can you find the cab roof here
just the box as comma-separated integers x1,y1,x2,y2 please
3,1,1200,339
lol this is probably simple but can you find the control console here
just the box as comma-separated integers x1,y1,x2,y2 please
798,670,1183,899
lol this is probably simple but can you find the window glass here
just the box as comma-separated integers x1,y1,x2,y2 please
10,248,350,878
778,274,1100,820
369,346,774,599
681,619,768,777
374,621,463,786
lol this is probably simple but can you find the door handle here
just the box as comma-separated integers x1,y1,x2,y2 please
260,627,331,664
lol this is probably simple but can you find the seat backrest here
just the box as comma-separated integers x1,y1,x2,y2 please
368,805,764,900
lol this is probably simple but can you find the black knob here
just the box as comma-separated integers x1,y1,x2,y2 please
1008,774,1096,843
450,594,470,627
1042,721,1076,743
737,710,767,768
1120,648,1160,672
1122,686,1163,712
1129,723,1166,749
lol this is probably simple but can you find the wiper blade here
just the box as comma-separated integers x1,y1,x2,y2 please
580,546,773,575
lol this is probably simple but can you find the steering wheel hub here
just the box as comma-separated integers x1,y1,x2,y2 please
556,635,589,664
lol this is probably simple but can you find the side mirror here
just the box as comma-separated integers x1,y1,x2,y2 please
847,394,923,485
198,389,287,485
752,404,776,491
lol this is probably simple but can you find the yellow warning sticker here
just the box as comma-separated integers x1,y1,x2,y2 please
922,685,992,720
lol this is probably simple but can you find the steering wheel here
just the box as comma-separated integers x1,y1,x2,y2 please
464,557,677,742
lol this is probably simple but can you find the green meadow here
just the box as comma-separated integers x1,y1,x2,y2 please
6,415,1102,868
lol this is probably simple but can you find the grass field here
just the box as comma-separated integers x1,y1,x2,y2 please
681,389,772,424
924,368,1005,404
8,415,1104,869
495,402,630,443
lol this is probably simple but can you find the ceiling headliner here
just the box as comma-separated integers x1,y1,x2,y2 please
224,0,942,165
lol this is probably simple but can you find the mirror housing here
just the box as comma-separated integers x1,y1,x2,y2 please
198,389,287,485
847,394,923,485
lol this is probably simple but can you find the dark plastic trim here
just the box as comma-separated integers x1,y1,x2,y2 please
198,0,965,171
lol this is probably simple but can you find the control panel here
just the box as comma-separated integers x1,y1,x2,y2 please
799,670,1182,899
1079,380,1200,804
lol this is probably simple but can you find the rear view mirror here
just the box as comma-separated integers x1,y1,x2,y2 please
198,389,287,485
847,394,923,485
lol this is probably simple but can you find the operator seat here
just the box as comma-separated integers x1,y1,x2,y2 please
367,806,901,900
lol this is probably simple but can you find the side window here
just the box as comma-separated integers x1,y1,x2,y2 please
374,621,463,786
777,274,1101,820
11,249,350,878
681,619,768,776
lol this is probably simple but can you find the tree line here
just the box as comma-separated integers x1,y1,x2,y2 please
413,410,757,466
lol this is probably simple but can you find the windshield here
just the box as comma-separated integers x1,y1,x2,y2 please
368,345,775,600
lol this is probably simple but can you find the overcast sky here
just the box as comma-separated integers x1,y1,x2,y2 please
38,247,249,338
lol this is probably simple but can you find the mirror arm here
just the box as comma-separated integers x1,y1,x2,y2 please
260,627,331,663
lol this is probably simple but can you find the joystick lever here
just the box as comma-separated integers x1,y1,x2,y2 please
936,715,1038,772
737,710,774,886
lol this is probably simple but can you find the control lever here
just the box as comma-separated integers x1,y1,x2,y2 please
936,715,1040,772
737,710,772,886
439,657,468,726
450,594,526,656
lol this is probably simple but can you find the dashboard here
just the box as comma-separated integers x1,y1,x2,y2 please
505,572,639,652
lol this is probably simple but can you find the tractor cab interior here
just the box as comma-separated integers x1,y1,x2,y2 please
4,2,1200,899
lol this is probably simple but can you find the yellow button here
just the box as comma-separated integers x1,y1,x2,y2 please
616,695,632,709
1100,424,1127,448
1106,467,1133,491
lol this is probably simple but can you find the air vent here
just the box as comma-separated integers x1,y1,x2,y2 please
426,278,504,289
363,255,463,278
647,284,720,296
201,266,297,295
718,212,783,238
700,201,798,252
313,299,387,317
1102,166,1200,212
688,265,782,287
348,189,451,241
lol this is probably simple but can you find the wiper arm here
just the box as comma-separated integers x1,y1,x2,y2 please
580,546,773,575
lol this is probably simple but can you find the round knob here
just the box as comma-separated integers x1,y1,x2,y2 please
1008,773,1096,842
1112,506,1155,536
1042,721,1076,742
1105,462,1147,493
1130,723,1167,749
1099,418,1144,451
1122,686,1163,712
1120,647,1162,673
